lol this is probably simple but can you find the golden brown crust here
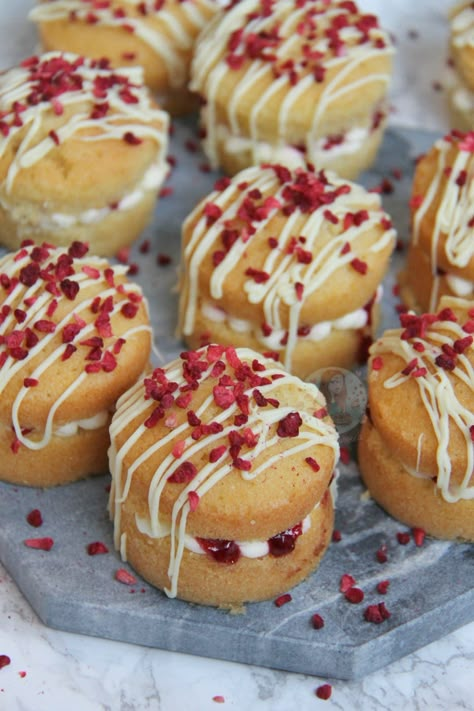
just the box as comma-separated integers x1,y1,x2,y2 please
0,421,110,486
121,488,334,606
358,418,474,541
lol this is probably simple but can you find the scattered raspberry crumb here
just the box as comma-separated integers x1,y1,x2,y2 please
212,696,225,704
188,490,200,512
87,541,109,555
364,602,391,624
372,356,383,371
332,529,342,542
340,447,350,465
311,613,325,629
159,186,173,198
157,253,171,266
274,593,292,607
396,532,410,545
0,656,10,670
24,537,54,551
339,574,356,593
376,544,388,563
377,580,390,594
345,587,365,604
115,568,137,585
18,671,26,678
412,527,425,546
315,683,332,700
26,509,43,527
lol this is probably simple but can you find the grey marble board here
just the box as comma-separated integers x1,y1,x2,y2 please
0,122,473,681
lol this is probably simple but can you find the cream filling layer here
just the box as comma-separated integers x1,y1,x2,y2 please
444,65,474,114
445,273,474,297
135,509,312,559
212,120,374,169
201,287,381,350
0,160,167,231
55,410,110,437
451,5,474,48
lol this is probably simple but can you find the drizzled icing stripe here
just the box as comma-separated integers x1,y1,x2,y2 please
108,345,339,597
0,52,168,194
370,298,474,503
180,164,395,371
29,0,217,89
0,243,151,452
190,0,394,168
412,132,474,311
450,2,474,48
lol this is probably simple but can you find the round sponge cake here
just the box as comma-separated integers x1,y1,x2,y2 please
190,0,395,178
358,296,474,541
399,130,474,312
109,344,339,606
178,163,395,379
0,52,169,255
0,240,152,487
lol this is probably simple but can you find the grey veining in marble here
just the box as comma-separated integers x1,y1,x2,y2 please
0,122,473,681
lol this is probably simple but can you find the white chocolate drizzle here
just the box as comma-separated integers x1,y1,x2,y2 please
0,243,151,452
411,133,474,311
0,52,168,196
370,297,474,502
179,164,395,371
190,0,394,168
29,0,217,89
108,346,339,597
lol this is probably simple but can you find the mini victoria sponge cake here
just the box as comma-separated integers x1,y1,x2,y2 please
358,296,474,541
190,0,395,179
445,2,474,131
399,130,474,313
0,240,151,487
29,0,218,114
108,344,339,606
0,52,169,256
178,163,396,380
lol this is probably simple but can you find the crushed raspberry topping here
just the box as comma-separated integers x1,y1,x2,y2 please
223,0,388,86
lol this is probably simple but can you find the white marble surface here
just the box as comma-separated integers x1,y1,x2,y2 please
1,1,473,710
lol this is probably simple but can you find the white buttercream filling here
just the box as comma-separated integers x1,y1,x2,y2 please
444,64,474,113
213,121,372,168
55,410,110,437
446,273,473,297
451,5,474,48
46,161,167,229
201,287,381,350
